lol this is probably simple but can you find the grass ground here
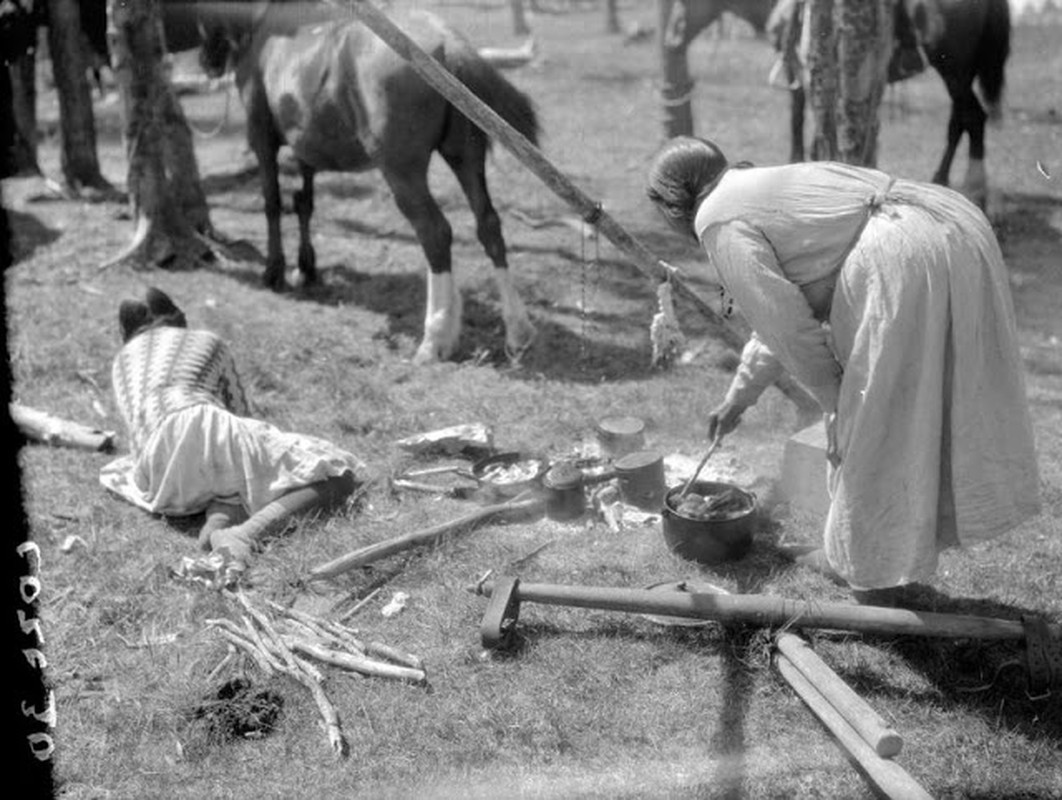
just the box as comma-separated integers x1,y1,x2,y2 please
5,1,1062,797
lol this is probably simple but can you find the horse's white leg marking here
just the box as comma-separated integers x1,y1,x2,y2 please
494,268,536,360
963,157,987,207
414,271,462,364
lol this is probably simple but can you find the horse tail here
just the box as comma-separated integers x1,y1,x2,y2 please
441,42,540,150
976,0,1010,121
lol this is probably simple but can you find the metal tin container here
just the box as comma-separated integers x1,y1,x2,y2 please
614,450,666,510
542,462,586,521
595,416,646,458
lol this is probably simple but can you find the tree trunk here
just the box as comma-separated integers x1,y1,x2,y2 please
605,0,621,34
45,0,113,195
106,0,213,270
509,0,531,36
805,0,891,167
7,51,41,176
658,0,695,138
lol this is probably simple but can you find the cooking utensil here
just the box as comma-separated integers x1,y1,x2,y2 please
678,435,723,499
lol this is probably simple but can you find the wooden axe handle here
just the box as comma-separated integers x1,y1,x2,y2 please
310,496,542,580
473,579,1042,641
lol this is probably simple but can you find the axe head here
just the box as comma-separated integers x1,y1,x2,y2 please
480,576,522,651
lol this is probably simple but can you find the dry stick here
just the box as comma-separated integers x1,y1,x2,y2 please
207,621,277,677
269,601,356,649
234,599,349,757
775,632,903,758
774,653,932,800
238,616,288,674
282,636,428,684
268,599,426,671
309,493,543,581
338,587,382,623
359,640,426,672
338,0,818,417
207,644,238,682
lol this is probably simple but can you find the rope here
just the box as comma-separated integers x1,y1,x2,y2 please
187,78,234,140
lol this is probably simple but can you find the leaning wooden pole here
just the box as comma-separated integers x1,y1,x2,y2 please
339,0,818,415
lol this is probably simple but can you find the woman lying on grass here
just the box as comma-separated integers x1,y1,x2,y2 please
100,287,366,584
646,136,1041,605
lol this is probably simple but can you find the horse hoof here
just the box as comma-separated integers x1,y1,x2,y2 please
505,327,537,364
290,269,316,290
412,338,456,365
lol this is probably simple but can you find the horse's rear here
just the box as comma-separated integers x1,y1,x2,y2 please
239,8,540,363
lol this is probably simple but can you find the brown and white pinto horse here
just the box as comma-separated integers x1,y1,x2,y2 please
198,1,540,364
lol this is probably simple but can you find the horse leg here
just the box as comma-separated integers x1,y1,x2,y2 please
292,162,318,287
790,85,806,163
250,129,288,291
441,149,535,362
959,92,990,212
381,162,462,364
931,88,965,188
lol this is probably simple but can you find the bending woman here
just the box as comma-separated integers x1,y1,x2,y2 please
646,136,1040,598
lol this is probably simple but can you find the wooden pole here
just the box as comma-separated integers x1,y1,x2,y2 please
775,632,903,758
339,0,819,416
310,495,543,580
473,578,1046,642
774,653,933,799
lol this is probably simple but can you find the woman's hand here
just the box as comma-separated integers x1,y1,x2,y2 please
707,400,746,443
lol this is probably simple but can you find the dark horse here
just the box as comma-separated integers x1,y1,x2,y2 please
773,0,1010,209
198,1,540,364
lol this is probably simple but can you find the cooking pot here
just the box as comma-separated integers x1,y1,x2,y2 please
661,480,757,564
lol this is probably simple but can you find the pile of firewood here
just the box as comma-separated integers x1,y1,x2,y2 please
207,591,426,756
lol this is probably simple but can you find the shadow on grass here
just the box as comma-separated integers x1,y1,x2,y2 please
488,614,760,798
995,189,1062,251
205,247,664,383
7,207,61,263
881,587,1062,749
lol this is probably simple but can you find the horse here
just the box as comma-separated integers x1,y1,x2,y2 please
197,0,540,364
771,0,1010,209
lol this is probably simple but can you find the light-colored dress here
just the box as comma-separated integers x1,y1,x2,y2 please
100,326,363,517
695,162,1041,589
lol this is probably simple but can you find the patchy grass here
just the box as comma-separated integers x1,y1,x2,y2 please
6,1,1062,798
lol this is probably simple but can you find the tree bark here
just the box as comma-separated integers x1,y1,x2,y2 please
805,0,892,167
45,0,113,195
605,0,620,34
7,51,41,176
106,0,213,270
509,0,530,36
